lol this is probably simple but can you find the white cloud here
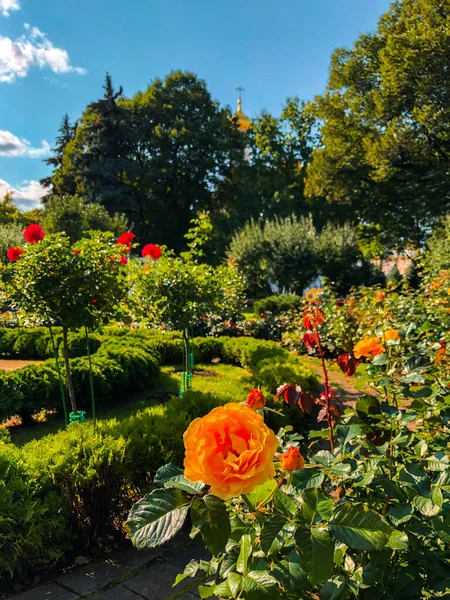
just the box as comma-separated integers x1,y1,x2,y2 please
0,178,45,209
0,0,20,17
0,24,86,83
0,129,50,157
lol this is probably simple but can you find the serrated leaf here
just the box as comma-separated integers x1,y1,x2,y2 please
154,462,205,494
329,503,392,551
271,550,307,591
295,525,334,586
191,494,230,555
356,395,382,417
260,515,288,557
292,468,324,490
236,534,252,574
301,489,334,525
127,488,189,549
242,571,280,600
335,424,366,446
273,488,298,517
229,516,254,542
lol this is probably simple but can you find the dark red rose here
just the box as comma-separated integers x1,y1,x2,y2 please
142,243,161,260
244,389,266,409
116,232,135,249
73,249,80,255
337,352,358,377
120,256,128,265
7,247,23,262
24,224,45,243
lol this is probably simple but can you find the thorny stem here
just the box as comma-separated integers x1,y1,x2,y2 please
313,314,335,451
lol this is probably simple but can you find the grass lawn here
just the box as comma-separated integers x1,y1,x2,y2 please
9,363,251,447
242,307,257,321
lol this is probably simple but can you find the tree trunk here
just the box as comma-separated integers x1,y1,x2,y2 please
62,324,77,412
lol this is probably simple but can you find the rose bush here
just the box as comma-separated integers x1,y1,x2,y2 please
127,292,450,600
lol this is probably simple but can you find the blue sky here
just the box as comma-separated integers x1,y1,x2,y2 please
0,0,392,209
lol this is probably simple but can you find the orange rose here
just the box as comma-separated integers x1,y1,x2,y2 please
184,403,278,500
353,337,385,359
244,389,266,410
384,329,400,342
374,291,385,304
280,446,304,471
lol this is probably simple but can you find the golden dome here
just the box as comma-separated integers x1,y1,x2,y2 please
235,98,251,132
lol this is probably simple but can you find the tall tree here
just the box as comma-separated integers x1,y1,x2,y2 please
305,0,450,250
40,114,78,200
73,73,133,215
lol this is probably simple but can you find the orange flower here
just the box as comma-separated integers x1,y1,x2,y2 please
184,403,278,500
353,337,385,359
244,389,266,410
374,291,385,304
384,329,400,342
280,446,304,471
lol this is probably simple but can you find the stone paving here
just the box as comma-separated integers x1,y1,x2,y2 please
7,534,210,600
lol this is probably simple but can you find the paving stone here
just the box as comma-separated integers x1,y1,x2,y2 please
166,544,211,570
124,562,197,599
113,547,164,570
95,585,141,600
10,583,79,600
56,560,128,596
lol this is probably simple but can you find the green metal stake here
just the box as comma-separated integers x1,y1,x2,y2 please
48,325,69,426
85,326,96,428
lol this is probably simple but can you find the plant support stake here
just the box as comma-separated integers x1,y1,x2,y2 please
85,326,96,427
48,325,69,425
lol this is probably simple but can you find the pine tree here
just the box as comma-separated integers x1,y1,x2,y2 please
74,73,133,215
40,114,78,201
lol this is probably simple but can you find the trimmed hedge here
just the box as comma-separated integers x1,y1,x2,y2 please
0,327,318,582
253,294,301,317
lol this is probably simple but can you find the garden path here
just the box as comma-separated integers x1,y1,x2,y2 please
305,362,364,406
4,532,209,600
0,359,43,371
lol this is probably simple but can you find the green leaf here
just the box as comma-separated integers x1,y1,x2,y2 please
301,489,335,525
329,503,392,551
227,572,242,598
236,534,252,574
319,576,348,600
260,515,288,557
198,584,215,599
190,494,230,555
154,463,205,495
173,559,199,586
372,353,387,366
388,504,413,526
412,495,441,516
241,571,280,600
273,488,298,517
243,480,275,510
229,516,254,542
127,488,190,549
386,529,408,550
271,550,307,591
335,424,366,446
399,464,429,495
292,468,324,490
295,525,334,586
356,395,382,417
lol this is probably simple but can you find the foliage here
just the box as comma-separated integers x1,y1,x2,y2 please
0,222,23,261
0,441,69,582
128,293,450,600
253,295,301,317
422,214,450,276
230,216,379,295
42,194,129,242
306,0,450,250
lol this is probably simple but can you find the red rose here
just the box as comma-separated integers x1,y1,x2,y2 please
141,243,161,260
24,224,45,243
244,389,266,409
73,249,80,255
7,247,23,262
116,232,135,249
120,256,128,265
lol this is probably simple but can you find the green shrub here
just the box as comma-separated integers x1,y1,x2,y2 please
22,425,128,544
252,355,318,394
0,442,69,582
253,295,301,317
8,365,60,423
